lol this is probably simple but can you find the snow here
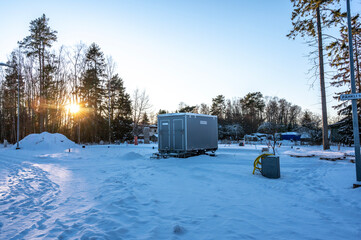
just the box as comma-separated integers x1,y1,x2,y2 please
300,133,311,139
1,142,361,239
14,132,78,152
281,132,300,135
159,113,217,118
284,148,346,159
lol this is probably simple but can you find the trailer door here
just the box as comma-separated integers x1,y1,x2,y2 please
159,120,170,150
173,119,184,150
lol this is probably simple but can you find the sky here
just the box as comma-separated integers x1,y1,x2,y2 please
1,0,360,117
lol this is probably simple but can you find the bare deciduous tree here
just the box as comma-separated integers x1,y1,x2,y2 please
132,88,151,136
199,103,210,115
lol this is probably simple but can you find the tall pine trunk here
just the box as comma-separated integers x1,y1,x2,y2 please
316,6,330,150
42,47,48,132
39,52,43,133
108,79,111,144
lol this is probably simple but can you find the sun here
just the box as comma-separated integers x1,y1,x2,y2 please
66,103,80,114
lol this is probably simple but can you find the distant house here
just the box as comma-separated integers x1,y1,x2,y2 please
300,132,311,142
244,133,268,142
149,124,158,142
138,124,158,142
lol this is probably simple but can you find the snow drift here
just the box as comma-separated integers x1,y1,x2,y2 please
122,152,144,160
14,132,77,151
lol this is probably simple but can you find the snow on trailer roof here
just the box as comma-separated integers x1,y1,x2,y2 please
158,113,217,118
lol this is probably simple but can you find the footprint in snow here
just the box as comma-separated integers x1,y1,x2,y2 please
173,225,186,235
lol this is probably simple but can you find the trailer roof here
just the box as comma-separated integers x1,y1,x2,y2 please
158,113,217,118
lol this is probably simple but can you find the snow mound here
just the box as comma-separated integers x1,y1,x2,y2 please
15,132,78,151
122,152,144,160
284,149,345,159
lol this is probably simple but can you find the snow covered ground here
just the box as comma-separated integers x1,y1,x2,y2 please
1,135,361,239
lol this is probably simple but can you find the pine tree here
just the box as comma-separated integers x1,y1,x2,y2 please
210,95,225,122
108,74,132,141
20,14,57,132
327,15,361,114
2,52,25,143
141,113,149,125
240,92,265,134
287,0,345,150
78,43,106,142
324,14,361,145
43,53,59,132
301,110,313,128
179,105,197,113
158,109,167,115
299,110,323,144
108,74,131,120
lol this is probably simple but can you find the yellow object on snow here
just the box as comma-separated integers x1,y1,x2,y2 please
253,153,274,174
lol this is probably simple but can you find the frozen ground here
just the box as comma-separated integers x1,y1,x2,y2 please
0,138,361,239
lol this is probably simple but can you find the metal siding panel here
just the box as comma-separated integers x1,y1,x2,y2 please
159,119,170,151
185,115,188,151
187,115,218,151
173,119,184,150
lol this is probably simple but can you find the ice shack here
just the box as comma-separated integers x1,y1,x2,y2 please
157,113,218,154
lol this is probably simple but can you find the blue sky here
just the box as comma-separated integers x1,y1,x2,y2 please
1,0,360,117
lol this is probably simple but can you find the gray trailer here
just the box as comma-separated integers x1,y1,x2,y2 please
157,113,218,157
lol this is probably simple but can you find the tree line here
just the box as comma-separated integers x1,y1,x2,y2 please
158,92,324,142
0,14,138,144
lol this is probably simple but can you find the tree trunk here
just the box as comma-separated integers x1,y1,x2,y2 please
42,47,48,132
39,52,43,133
12,90,16,143
108,79,111,144
316,7,330,150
